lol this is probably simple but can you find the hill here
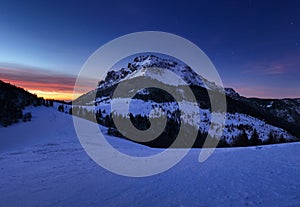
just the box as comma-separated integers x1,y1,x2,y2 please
0,105,300,206
0,80,48,127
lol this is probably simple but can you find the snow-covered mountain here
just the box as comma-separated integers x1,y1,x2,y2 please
98,54,221,91
74,54,300,147
75,54,237,106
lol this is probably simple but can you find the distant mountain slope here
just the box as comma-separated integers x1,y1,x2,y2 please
227,95,300,138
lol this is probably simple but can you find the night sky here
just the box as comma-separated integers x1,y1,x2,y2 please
0,0,299,100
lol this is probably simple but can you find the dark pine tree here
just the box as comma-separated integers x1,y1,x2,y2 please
267,131,276,144
250,129,261,146
279,134,286,143
234,129,249,147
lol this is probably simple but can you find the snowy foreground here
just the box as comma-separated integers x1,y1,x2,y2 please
1,106,300,207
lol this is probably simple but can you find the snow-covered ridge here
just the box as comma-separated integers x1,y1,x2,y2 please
98,54,222,91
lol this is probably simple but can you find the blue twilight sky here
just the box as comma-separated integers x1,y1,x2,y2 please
0,0,299,99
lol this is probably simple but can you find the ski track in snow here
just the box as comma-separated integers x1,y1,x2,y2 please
0,106,300,207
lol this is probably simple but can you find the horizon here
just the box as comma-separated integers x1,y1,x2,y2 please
1,51,300,101
0,1,299,100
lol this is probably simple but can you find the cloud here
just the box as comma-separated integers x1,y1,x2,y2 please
230,83,300,98
243,55,300,75
0,63,98,100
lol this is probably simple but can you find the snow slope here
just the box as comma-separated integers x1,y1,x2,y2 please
0,106,75,153
1,106,300,207
123,67,187,86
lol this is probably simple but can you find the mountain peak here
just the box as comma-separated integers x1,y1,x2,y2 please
98,54,220,91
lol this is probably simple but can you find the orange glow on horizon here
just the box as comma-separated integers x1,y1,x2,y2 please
1,78,93,101
27,90,82,101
